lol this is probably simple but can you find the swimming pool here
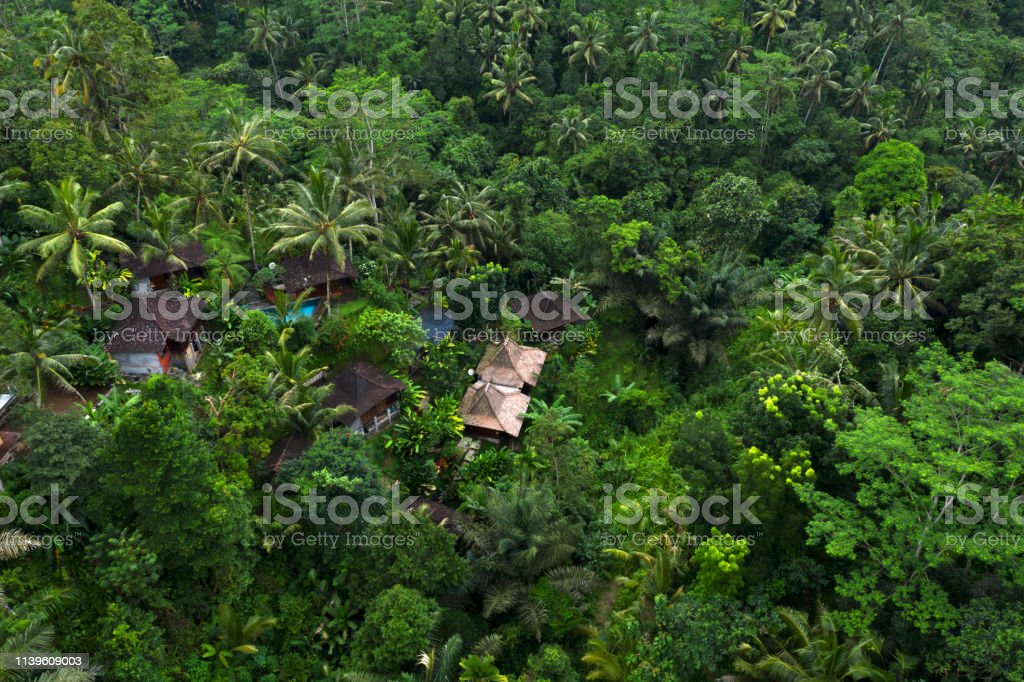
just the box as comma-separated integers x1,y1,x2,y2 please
247,298,322,322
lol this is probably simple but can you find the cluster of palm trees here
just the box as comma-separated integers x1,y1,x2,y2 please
4,100,521,319
781,200,948,338
729,607,915,681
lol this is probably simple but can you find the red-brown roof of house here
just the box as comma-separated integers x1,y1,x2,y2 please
105,292,204,353
324,361,406,417
475,337,547,390
275,252,358,294
459,381,532,437
513,290,585,333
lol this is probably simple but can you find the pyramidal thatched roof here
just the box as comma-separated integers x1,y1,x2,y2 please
459,381,532,437
475,337,547,390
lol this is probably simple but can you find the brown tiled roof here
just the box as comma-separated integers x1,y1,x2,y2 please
407,496,469,535
120,242,207,279
267,432,314,473
0,431,22,466
514,291,585,333
324,361,406,417
459,381,531,437
275,252,357,294
475,337,547,390
104,292,203,353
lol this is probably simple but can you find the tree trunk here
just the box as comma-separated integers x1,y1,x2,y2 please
324,253,332,316
243,168,258,267
874,37,894,85
989,165,1004,191
268,49,280,83
35,366,44,408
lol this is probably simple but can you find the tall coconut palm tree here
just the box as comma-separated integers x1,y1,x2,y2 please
626,9,662,55
872,0,918,84
265,327,328,402
908,67,940,119
476,0,508,27
17,178,131,301
841,65,883,117
245,7,287,81
798,241,875,335
437,181,498,248
983,137,1024,190
437,0,474,25
860,106,904,148
129,197,201,272
279,382,355,437
511,0,547,43
36,20,108,111
438,237,481,277
725,31,754,72
484,45,537,120
287,53,331,93
204,249,251,291
178,159,226,228
326,140,385,208
0,317,96,407
106,136,169,221
474,26,503,74
795,25,836,66
551,109,592,153
751,0,795,52
798,62,841,123
193,114,288,266
265,168,378,314
870,213,946,312
373,207,442,288
563,15,610,85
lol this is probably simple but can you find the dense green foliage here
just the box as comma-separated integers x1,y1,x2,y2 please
1,0,1024,678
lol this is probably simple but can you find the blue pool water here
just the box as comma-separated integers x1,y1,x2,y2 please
247,298,321,321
